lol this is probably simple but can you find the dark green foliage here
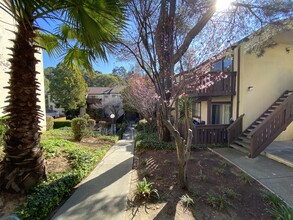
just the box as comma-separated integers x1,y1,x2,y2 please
71,118,87,141
53,120,72,129
135,130,174,150
206,192,231,210
263,191,293,219
0,116,9,146
117,122,128,139
85,71,125,87
136,177,159,200
46,116,54,131
17,137,109,220
135,119,156,132
49,64,88,111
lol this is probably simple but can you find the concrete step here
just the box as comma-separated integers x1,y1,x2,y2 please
238,136,251,144
230,143,249,154
234,140,250,149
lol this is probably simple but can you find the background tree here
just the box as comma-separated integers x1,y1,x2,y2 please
85,71,125,87
119,0,293,189
49,64,88,111
122,74,158,124
112,66,127,79
0,0,125,192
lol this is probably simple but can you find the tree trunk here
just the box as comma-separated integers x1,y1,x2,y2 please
157,104,171,142
0,18,46,193
163,119,193,189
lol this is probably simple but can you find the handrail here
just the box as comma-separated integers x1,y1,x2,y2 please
227,114,244,145
249,91,293,157
244,90,289,135
249,92,293,137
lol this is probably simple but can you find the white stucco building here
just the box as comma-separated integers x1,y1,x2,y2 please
0,6,46,129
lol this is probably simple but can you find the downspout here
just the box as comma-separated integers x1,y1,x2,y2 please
236,46,241,118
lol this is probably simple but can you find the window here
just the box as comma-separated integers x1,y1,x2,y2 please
211,59,233,72
212,103,231,124
192,101,201,118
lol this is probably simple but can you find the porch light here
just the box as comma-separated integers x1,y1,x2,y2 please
248,86,254,91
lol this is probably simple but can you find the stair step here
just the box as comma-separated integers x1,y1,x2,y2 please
230,143,249,154
234,140,250,149
238,136,251,143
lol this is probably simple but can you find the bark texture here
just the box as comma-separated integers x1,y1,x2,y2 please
0,19,46,193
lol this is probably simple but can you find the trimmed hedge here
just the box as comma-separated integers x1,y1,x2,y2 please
53,120,71,129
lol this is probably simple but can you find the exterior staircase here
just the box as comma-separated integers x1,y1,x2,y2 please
229,90,293,158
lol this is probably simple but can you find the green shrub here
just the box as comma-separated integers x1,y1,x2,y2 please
263,191,293,220
135,130,174,150
46,116,54,131
117,122,128,139
87,119,96,130
136,177,159,199
83,113,91,120
136,119,155,132
71,118,87,141
17,138,110,220
180,194,194,208
53,120,71,129
0,116,9,146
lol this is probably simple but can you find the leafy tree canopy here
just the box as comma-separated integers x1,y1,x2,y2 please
85,71,125,87
49,64,88,111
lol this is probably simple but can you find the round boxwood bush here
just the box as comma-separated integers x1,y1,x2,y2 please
71,118,87,141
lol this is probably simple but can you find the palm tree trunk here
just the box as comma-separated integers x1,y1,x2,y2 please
0,18,46,193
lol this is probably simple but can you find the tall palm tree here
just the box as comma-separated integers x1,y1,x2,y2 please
0,0,125,193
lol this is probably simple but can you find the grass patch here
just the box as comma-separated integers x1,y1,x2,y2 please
263,191,293,219
42,127,73,140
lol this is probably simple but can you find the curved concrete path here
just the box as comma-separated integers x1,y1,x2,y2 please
51,126,135,220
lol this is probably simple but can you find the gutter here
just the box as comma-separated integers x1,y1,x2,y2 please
236,46,241,118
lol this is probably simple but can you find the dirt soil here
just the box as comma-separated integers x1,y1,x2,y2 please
126,149,274,220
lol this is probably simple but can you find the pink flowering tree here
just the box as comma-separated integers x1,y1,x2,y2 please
122,75,158,124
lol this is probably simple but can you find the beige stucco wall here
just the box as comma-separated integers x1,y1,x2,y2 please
237,42,293,140
0,8,46,129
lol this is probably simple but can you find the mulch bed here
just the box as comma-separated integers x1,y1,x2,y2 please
126,149,273,220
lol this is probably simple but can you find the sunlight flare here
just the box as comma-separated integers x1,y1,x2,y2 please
216,0,234,11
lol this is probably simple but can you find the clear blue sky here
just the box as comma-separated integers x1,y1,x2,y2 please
38,19,131,73
43,51,130,74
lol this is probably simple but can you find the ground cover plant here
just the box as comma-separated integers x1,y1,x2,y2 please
0,127,117,219
126,147,283,220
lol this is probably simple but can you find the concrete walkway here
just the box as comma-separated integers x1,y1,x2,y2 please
51,126,135,220
212,147,293,207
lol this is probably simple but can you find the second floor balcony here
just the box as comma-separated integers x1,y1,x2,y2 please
188,71,236,97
